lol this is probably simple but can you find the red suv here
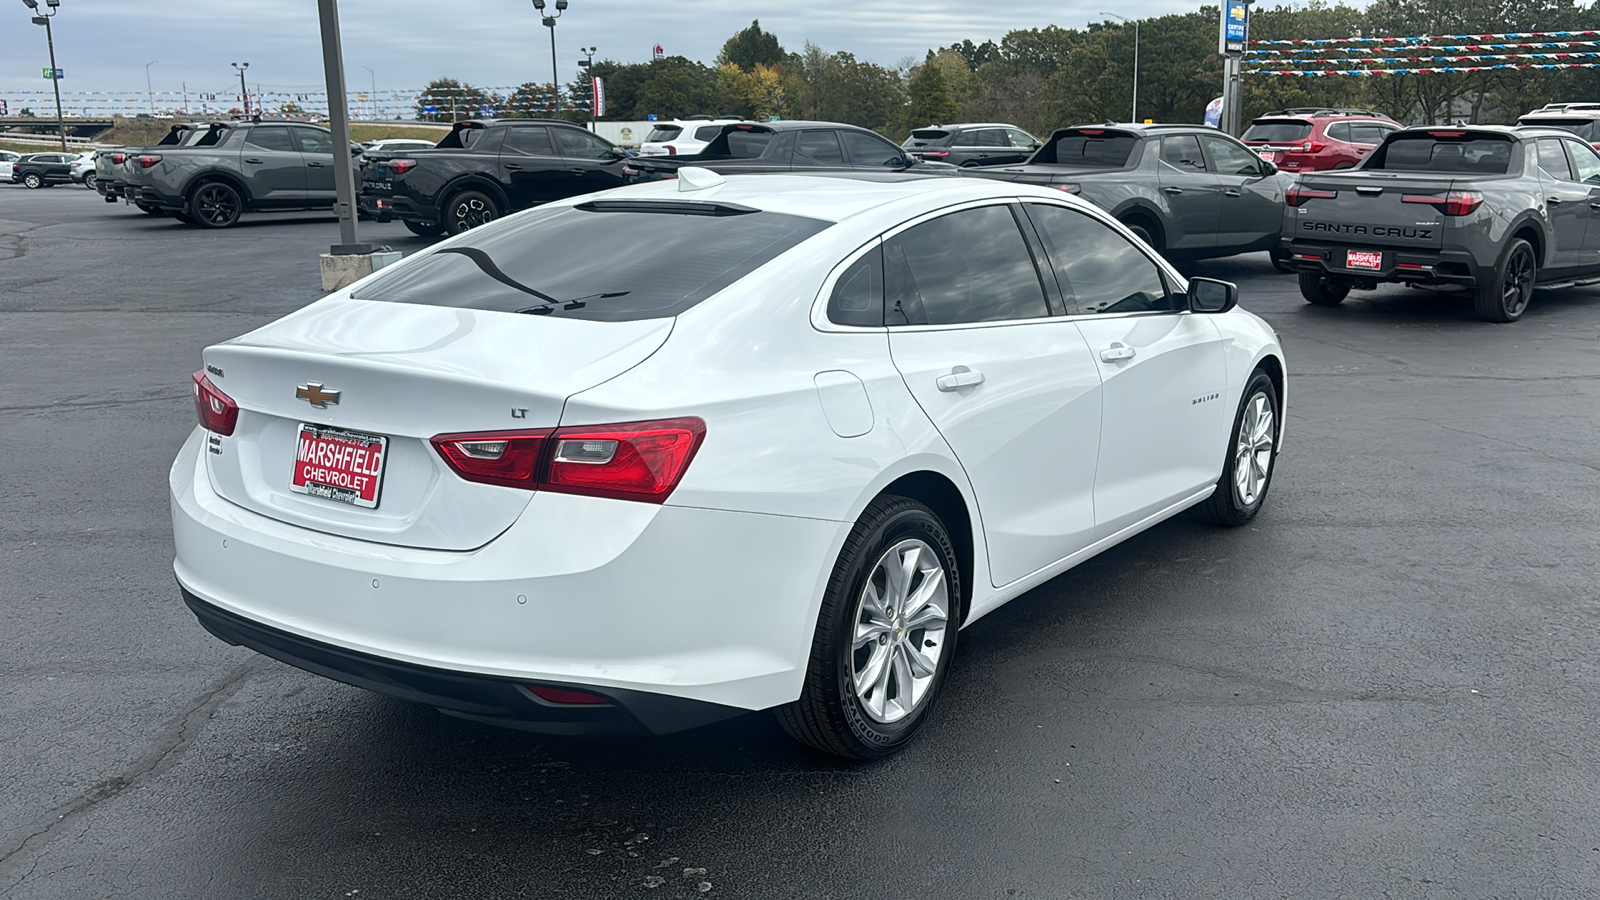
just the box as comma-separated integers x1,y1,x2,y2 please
1242,108,1401,172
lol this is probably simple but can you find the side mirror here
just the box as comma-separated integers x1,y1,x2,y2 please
1031,140,1043,149
1261,160,1279,175
1188,277,1238,314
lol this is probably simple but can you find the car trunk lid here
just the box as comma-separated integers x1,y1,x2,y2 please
1290,171,1458,249
200,299,673,550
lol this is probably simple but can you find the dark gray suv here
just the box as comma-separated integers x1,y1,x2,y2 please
902,123,1040,167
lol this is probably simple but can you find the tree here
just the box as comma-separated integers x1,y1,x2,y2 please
907,63,959,130
631,56,720,119
718,20,786,71
504,82,557,118
415,78,489,123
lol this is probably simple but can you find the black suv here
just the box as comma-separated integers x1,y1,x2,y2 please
360,119,630,236
901,123,1041,167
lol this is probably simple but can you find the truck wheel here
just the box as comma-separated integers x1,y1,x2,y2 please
1298,271,1350,306
1472,237,1535,323
444,190,499,235
22,173,43,189
1120,217,1164,254
404,219,446,238
778,495,959,760
189,181,243,228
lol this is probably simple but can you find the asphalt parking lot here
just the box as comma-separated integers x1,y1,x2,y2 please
3,182,1599,900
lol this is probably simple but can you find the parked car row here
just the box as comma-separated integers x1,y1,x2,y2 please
7,150,93,189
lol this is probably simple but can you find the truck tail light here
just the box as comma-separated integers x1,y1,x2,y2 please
1402,190,1483,216
1286,185,1337,206
431,418,705,503
666,145,677,155
1056,183,1081,194
386,159,417,175
192,372,239,436
136,155,162,168
110,152,125,164
921,150,950,159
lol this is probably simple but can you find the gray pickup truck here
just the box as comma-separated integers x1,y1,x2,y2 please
122,119,356,228
1282,125,1600,322
964,124,1293,262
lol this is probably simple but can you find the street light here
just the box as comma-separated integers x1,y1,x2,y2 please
231,61,250,116
145,60,159,117
360,65,377,120
578,46,597,128
1101,12,1139,123
20,0,68,151
530,0,569,115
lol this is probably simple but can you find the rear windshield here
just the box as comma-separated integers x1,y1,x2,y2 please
910,129,950,142
352,204,831,321
1519,117,1597,141
1243,120,1313,143
1371,134,1513,173
646,125,682,142
1036,132,1137,167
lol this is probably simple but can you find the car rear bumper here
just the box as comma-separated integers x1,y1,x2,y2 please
358,190,436,223
125,184,185,211
169,429,847,730
1281,238,1486,286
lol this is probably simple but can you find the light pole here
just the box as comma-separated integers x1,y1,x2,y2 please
530,0,569,115
360,65,377,120
145,60,159,116
231,61,250,116
21,0,68,151
1101,12,1139,123
578,46,596,128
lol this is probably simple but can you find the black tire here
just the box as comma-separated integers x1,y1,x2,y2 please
1196,369,1280,527
22,173,43,189
188,180,244,228
1122,218,1163,254
1269,248,1295,274
1472,237,1535,323
1298,270,1350,306
83,173,97,191
404,219,446,237
778,496,961,760
443,189,500,235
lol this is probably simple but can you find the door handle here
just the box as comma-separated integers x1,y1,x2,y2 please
1224,188,1242,197
1589,202,1600,211
244,157,264,164
504,163,523,169
1162,186,1183,195
935,367,986,392
1100,344,1137,362
1547,197,1563,205
308,162,326,167
570,168,587,174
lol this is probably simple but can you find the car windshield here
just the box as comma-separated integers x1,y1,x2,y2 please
352,203,831,321
1243,120,1314,143
1519,118,1597,141
1372,134,1513,173
1036,132,1137,166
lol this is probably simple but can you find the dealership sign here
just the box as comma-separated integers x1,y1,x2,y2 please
1220,0,1250,55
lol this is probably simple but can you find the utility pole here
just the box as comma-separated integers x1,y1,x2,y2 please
578,46,597,129
361,65,377,120
1100,13,1139,122
231,61,250,115
21,0,68,151
145,60,159,116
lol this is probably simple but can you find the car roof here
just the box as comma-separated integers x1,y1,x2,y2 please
922,123,1022,131
581,171,1074,225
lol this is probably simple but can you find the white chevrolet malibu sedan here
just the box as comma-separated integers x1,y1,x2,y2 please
172,169,1286,759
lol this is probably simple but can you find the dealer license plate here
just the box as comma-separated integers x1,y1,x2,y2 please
1258,150,1278,162
1346,249,1383,270
290,424,388,508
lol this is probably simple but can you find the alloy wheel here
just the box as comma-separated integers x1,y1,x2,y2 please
1232,391,1275,507
452,197,496,231
1502,244,1534,318
23,173,42,189
195,184,240,227
849,538,949,725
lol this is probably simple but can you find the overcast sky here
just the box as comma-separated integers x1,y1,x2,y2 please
2,0,1208,114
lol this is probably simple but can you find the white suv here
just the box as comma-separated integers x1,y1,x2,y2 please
638,118,748,156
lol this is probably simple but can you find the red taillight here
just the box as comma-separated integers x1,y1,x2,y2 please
136,155,161,168
431,430,551,489
110,152,125,164
666,145,677,156
386,158,417,175
1296,141,1327,154
921,150,950,158
192,372,238,437
525,685,612,706
1429,131,1467,138
1286,185,1337,207
431,417,706,503
1401,190,1483,216
1056,183,1081,194
1078,129,1105,135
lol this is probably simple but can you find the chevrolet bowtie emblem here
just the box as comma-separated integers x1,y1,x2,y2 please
295,382,341,408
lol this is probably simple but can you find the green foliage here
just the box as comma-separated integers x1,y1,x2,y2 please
718,20,787,71
415,78,491,123
907,64,960,130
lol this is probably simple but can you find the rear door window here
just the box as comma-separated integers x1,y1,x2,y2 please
1326,123,1352,142
244,127,295,153
978,129,1008,147
952,130,980,147
503,126,554,156
290,127,335,154
352,204,831,322
1159,135,1206,170
884,205,1050,326
794,130,845,164
1349,124,1389,145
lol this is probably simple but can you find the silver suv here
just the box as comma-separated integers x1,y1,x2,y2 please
1516,102,1600,148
